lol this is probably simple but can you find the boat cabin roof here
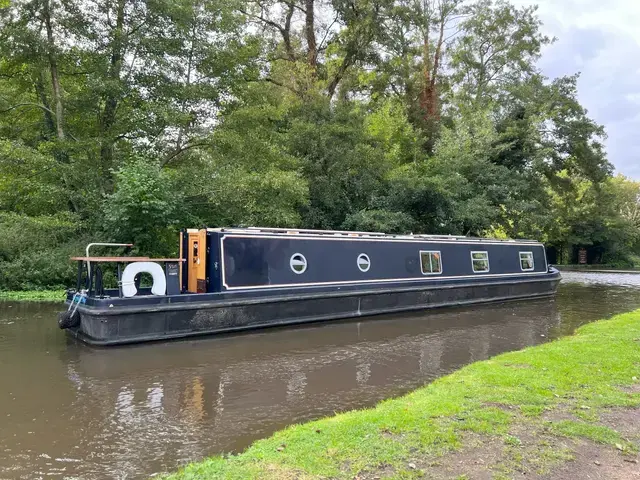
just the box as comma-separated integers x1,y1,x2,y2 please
202,226,541,245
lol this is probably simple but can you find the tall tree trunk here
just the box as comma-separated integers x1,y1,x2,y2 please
419,25,431,117
305,0,317,71
33,70,56,137
427,11,446,119
326,55,352,99
99,0,126,183
283,2,295,61
34,23,77,211
419,1,451,123
174,14,197,157
42,0,64,140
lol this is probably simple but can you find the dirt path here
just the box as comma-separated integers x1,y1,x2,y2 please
368,406,640,480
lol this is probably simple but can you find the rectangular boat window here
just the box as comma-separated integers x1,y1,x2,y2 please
520,251,534,271
471,251,490,273
420,251,442,274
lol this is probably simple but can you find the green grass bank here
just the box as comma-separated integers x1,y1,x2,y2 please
166,309,640,479
0,290,66,302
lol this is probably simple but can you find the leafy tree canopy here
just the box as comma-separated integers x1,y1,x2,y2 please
0,0,638,289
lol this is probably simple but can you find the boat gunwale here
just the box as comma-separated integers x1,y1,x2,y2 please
68,271,561,316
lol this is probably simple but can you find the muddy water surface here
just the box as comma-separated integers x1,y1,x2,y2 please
1,271,640,479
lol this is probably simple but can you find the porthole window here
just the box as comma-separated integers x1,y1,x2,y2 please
290,253,307,274
357,253,371,272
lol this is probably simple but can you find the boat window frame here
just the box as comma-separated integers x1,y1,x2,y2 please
471,251,490,273
420,250,443,275
357,253,371,272
289,253,307,274
519,251,535,272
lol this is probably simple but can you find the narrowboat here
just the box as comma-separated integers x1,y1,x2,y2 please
58,227,561,345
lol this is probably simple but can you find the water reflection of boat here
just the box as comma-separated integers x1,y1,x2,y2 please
59,227,560,345
62,299,559,458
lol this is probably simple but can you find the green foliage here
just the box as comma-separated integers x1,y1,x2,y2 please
364,99,420,166
342,209,415,234
0,290,65,302
0,212,79,260
0,212,84,289
0,248,79,290
103,159,184,255
289,100,394,228
191,92,309,227
451,0,552,106
0,140,69,216
0,0,637,289
545,172,639,264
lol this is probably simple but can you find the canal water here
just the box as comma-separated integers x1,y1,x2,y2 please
1,272,640,479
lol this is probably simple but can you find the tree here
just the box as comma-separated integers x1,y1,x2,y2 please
544,172,638,265
1,0,637,292
611,175,640,231
450,0,551,108
286,98,393,228
0,0,257,210
240,0,383,99
103,159,184,254
351,0,463,146
186,88,309,228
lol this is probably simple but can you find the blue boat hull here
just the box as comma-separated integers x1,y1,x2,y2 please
65,271,561,346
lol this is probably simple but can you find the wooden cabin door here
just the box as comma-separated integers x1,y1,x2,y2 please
187,233,199,293
187,230,207,293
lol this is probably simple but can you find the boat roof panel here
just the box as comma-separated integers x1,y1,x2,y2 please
204,227,541,244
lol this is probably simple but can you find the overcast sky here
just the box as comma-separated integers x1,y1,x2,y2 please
512,0,640,179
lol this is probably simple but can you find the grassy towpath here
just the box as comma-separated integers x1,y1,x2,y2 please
166,309,640,480
0,290,66,302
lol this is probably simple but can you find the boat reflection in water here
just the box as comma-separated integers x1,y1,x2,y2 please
60,297,561,475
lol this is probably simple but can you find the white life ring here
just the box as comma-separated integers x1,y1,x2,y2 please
121,262,166,298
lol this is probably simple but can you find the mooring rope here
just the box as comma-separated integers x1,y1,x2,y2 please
68,290,87,318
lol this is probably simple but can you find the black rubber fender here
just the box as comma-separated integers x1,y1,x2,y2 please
58,309,80,329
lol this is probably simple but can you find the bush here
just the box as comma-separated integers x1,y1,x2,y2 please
0,212,81,260
0,244,82,290
0,212,86,290
102,159,183,256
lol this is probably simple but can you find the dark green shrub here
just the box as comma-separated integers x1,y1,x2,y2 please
0,212,86,290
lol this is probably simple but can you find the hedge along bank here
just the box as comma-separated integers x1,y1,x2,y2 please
0,290,66,302
165,309,640,479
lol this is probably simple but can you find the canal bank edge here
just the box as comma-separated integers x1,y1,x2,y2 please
0,290,66,302
164,309,640,480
